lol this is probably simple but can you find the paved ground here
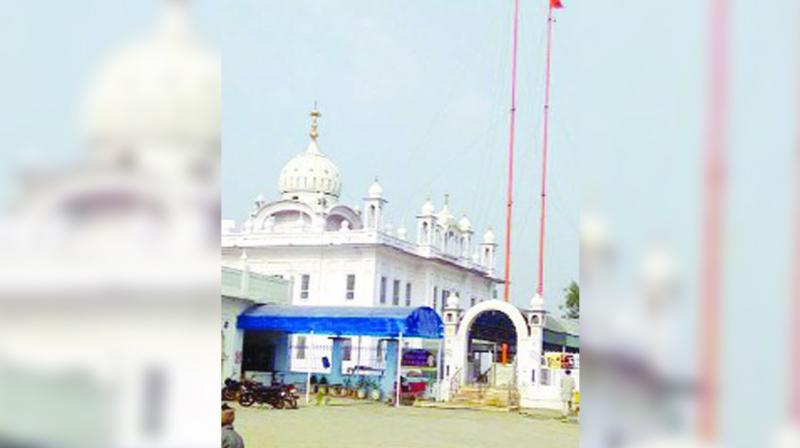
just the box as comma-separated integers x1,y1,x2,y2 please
229,400,578,448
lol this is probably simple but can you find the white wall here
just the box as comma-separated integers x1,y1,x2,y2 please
221,296,254,381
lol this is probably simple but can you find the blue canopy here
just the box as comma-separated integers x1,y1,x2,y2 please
237,305,444,339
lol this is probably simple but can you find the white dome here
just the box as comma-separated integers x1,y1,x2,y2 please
458,215,472,232
530,293,545,311
367,179,383,198
83,1,220,147
279,140,341,200
437,202,455,227
482,228,496,244
420,198,435,216
446,293,460,309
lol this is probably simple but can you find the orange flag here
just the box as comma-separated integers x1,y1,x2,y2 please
550,0,564,8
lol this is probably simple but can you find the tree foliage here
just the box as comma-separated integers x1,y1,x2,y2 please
560,281,579,319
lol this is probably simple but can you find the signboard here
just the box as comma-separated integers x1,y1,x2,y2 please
402,349,436,367
545,352,575,369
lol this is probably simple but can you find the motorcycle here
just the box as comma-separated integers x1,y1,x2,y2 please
238,380,299,409
283,383,300,410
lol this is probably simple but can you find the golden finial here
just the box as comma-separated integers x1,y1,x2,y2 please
309,102,321,141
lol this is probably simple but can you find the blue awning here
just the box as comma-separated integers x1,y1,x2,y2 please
237,305,444,339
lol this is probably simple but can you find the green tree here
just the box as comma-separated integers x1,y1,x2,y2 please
560,281,579,319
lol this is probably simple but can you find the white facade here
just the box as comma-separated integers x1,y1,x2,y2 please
222,108,500,372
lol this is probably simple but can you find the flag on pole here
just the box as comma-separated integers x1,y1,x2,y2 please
550,0,564,8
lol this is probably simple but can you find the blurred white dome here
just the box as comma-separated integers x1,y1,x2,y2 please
420,197,435,216
367,178,383,198
83,0,220,148
458,215,472,232
482,228,496,244
530,293,544,311
436,196,455,227
446,293,460,309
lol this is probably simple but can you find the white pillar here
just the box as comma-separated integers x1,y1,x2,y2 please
395,332,403,408
436,338,444,401
305,330,314,404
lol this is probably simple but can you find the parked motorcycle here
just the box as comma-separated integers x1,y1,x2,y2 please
283,383,300,410
238,381,296,409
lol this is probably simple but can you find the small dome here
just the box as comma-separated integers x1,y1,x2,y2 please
420,198,435,216
482,228,496,244
446,293,460,309
530,293,544,311
367,178,383,198
437,205,454,228
458,215,472,232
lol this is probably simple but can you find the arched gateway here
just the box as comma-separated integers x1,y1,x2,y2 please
440,295,561,410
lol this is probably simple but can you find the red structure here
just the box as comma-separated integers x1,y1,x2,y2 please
502,0,521,302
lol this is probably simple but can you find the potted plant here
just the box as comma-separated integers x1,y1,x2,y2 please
369,379,381,401
318,376,328,395
356,376,367,399
343,377,354,398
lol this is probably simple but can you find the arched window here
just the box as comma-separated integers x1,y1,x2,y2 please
421,222,429,242
368,205,376,227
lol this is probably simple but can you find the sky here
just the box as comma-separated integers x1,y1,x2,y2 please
1,1,799,445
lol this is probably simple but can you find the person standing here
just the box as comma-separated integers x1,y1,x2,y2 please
560,369,576,419
222,404,245,448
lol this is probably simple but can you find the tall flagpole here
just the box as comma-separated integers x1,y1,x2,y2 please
791,5,800,426
698,0,729,442
536,2,557,298
502,0,521,302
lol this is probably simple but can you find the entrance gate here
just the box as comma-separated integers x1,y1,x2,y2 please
440,297,546,406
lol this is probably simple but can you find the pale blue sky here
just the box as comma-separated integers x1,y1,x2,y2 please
1,1,799,445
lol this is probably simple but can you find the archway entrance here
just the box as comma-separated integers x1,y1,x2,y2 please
466,310,517,387
447,299,535,399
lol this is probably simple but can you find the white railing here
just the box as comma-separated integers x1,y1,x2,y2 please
223,228,493,275
449,367,463,398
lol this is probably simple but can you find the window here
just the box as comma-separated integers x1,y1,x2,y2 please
540,368,551,386
296,335,307,360
346,274,356,300
441,289,448,313
405,283,412,306
300,274,310,300
470,297,476,307
392,280,400,306
432,287,438,311
342,338,352,361
380,277,387,304
376,339,384,362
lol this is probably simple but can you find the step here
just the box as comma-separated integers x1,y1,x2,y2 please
414,401,519,413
